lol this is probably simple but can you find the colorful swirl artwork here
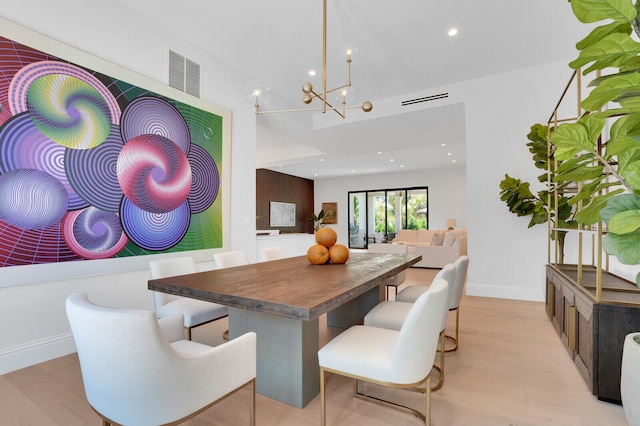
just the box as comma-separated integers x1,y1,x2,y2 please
0,36,224,267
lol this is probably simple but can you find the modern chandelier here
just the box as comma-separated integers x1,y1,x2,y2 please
244,0,373,119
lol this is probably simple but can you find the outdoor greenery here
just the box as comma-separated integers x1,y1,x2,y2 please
372,192,427,233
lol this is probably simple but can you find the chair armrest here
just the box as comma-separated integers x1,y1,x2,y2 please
170,332,257,412
158,314,185,343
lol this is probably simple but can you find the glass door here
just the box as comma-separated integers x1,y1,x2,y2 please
348,187,428,248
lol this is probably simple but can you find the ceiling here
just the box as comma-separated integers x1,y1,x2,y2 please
117,0,586,179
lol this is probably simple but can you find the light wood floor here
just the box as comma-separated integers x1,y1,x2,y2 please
0,268,627,425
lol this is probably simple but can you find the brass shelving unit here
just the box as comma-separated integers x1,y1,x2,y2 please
544,69,640,404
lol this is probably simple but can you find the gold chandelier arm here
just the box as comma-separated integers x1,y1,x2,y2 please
255,103,368,116
322,0,327,114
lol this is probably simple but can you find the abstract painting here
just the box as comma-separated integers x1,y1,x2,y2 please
0,20,229,272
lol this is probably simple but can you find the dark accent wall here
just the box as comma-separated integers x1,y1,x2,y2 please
256,169,314,234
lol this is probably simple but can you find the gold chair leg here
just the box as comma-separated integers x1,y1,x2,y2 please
321,368,326,426
431,331,445,391
425,375,431,426
249,379,256,426
445,308,459,352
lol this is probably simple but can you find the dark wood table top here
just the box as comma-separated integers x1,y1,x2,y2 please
148,252,421,321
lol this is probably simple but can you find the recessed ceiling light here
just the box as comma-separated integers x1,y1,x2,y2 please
320,158,324,162
309,70,316,76
448,28,458,37
400,165,404,168
377,151,382,155
452,159,457,163
390,158,395,162
441,143,446,147
447,152,452,156
351,170,356,173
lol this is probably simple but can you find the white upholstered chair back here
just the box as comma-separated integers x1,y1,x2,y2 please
435,263,456,331
449,255,469,310
214,250,250,268
391,278,449,384
260,246,286,261
66,292,257,425
149,256,198,309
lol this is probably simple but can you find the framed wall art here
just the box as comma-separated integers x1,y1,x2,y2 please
322,202,337,224
269,202,296,227
0,17,231,286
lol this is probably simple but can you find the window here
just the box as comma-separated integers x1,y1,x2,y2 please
347,187,428,249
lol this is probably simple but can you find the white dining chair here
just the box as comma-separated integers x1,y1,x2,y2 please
214,250,251,268
149,256,229,340
66,292,256,426
364,263,456,391
367,243,408,299
260,246,286,261
395,256,469,351
318,279,449,425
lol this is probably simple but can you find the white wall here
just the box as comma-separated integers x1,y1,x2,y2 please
317,60,578,303
462,61,575,301
0,1,257,374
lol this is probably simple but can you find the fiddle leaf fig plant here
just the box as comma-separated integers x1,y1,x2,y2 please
545,0,640,286
499,124,576,263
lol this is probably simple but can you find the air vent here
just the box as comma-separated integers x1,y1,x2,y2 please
401,92,448,107
168,49,200,98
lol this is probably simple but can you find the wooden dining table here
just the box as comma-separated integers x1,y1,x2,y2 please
148,251,421,408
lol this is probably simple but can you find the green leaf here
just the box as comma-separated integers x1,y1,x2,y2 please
576,22,632,50
609,209,640,233
600,193,640,223
569,33,640,75
620,56,640,72
569,179,619,205
575,191,623,225
551,115,604,160
607,112,640,157
582,71,640,110
588,69,640,87
594,104,640,117
607,135,640,157
603,230,640,264
621,160,640,190
527,123,548,143
554,164,604,182
571,0,637,24
619,148,640,176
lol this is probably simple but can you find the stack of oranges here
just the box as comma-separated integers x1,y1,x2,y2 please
307,228,349,264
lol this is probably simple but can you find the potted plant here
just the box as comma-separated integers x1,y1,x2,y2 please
499,123,576,263
308,210,325,232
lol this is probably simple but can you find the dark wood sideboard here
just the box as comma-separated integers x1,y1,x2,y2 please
545,264,640,403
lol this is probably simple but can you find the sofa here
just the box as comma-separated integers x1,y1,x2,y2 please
392,228,467,268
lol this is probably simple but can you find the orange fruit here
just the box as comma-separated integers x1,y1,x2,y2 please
307,244,330,265
315,227,337,248
329,244,349,264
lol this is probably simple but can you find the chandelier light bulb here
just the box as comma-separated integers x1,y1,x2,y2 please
302,82,314,94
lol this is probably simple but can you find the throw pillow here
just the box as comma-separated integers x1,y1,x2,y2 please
431,232,444,246
442,232,457,246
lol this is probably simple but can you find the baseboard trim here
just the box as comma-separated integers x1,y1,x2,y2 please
466,282,544,302
0,332,76,375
